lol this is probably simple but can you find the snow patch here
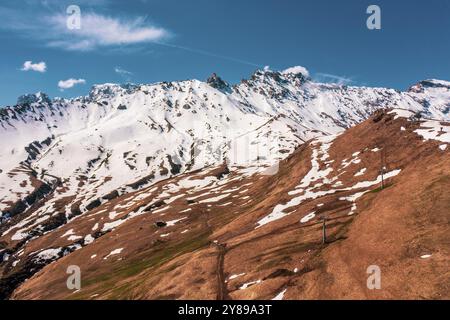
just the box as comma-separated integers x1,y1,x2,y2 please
239,279,262,290
300,212,316,224
272,289,287,300
104,248,123,259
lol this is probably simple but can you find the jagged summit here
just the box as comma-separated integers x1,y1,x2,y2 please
408,79,450,93
3,66,450,112
16,92,52,106
206,73,230,92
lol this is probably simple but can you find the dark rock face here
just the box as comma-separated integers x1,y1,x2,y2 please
206,73,230,92
24,141,42,162
144,200,165,212
167,155,182,175
3,182,53,218
372,109,387,123
102,190,120,201
69,204,82,219
408,80,450,93
215,165,230,180
85,199,102,211
17,93,52,106
24,136,54,163
127,173,155,190
419,80,450,89
154,221,167,228
0,259,44,300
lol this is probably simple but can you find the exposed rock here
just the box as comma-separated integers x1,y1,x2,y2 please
206,73,230,92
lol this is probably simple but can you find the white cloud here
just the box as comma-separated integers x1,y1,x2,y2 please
281,66,310,78
21,61,47,73
114,66,133,76
114,66,133,82
58,78,86,90
47,13,169,51
0,5,169,51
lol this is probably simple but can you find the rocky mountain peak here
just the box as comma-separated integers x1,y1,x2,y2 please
16,92,51,106
408,79,450,93
206,73,230,92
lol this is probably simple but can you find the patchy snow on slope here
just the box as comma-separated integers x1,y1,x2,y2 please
300,212,316,224
272,289,287,300
104,248,123,259
341,156,361,169
229,273,246,280
61,229,75,238
67,235,82,241
199,193,230,203
34,248,62,262
239,279,262,290
388,109,415,119
348,203,357,216
289,135,337,196
257,168,402,228
84,234,95,245
177,176,217,190
101,219,125,232
414,121,450,143
166,217,187,227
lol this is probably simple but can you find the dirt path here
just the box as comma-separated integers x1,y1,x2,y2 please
201,207,231,300
213,242,230,300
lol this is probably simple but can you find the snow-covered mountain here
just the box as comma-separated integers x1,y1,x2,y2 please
3,107,449,300
0,66,449,300
0,67,449,231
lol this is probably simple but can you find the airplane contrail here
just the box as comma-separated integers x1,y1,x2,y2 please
153,41,264,68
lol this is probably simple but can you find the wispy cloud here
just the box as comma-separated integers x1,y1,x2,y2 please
47,13,169,51
0,2,260,67
0,4,169,51
58,78,86,90
114,66,133,81
114,66,132,76
314,72,354,85
21,61,47,72
152,41,263,68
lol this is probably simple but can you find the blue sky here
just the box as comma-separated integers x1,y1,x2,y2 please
0,0,449,106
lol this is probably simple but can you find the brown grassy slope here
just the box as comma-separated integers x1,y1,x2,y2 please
10,110,450,299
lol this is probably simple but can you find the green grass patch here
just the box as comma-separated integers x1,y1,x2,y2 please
369,183,392,194
70,231,211,299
